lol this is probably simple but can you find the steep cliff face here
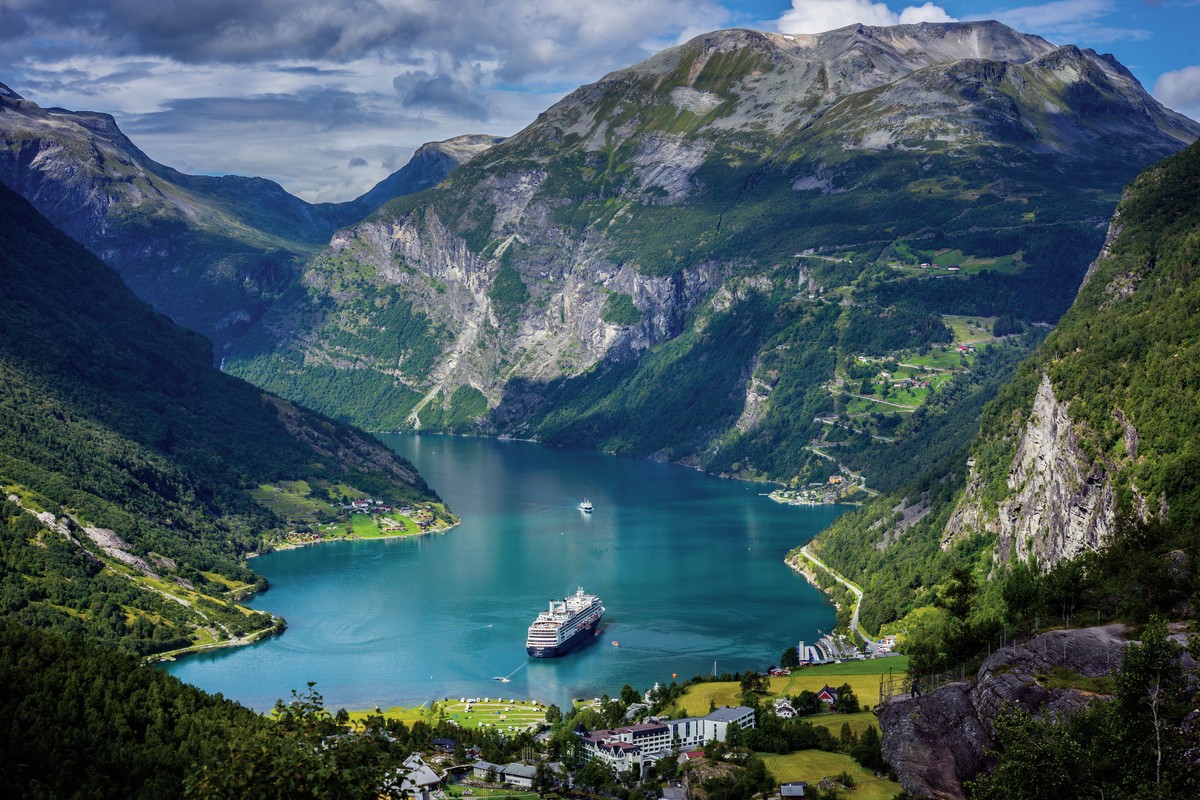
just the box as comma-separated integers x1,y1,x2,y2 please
226,22,1198,475
943,373,1136,567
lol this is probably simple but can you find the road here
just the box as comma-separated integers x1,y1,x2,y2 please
800,544,869,643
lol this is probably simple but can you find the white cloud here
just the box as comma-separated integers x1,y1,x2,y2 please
1153,65,1200,121
898,3,955,24
776,0,955,35
978,0,1152,44
5,1,734,202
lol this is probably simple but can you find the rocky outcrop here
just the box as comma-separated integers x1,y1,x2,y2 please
944,373,1163,570
880,625,1131,799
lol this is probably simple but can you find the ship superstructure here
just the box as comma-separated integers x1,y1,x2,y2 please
526,587,604,658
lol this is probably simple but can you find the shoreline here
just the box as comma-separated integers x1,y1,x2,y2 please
159,518,462,663
786,545,870,643
249,518,462,559
147,616,286,664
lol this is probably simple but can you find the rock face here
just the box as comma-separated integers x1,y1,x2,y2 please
880,625,1131,799
944,373,1126,567
224,21,1198,471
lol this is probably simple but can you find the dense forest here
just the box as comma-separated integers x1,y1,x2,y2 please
0,183,441,653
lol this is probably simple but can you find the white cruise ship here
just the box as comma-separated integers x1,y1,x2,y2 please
525,587,605,658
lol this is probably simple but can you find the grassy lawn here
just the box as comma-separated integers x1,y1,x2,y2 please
446,787,538,800
929,248,1024,275
805,711,880,736
200,571,256,595
840,395,915,415
677,658,908,716
760,751,903,800
345,703,427,727
942,315,997,344
346,698,548,732
900,347,967,370
350,512,423,538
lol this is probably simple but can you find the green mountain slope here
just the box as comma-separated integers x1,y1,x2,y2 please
0,182,445,655
226,22,1197,489
810,138,1200,634
0,83,499,355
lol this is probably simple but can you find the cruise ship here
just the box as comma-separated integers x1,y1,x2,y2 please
525,587,605,658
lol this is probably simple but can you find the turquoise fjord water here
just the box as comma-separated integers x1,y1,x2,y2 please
164,435,847,711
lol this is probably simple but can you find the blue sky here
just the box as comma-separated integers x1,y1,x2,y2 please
4,0,1197,202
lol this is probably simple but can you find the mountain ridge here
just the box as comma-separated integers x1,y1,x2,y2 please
226,22,1198,487
0,81,499,354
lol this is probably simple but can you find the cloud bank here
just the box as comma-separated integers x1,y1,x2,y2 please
776,0,954,34
1154,66,1200,121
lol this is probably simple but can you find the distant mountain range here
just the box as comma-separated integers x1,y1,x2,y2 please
0,82,499,354
3,21,1199,649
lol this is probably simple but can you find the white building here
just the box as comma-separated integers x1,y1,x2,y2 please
581,706,756,775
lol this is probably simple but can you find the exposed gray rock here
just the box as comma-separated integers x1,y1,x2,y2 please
944,373,1163,570
880,625,1130,798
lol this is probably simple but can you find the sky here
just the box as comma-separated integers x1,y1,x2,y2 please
4,1,1197,203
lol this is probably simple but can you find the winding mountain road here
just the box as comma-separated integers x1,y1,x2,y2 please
800,545,869,642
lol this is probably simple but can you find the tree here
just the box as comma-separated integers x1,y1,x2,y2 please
620,684,642,705
834,683,859,713
533,763,554,794
792,690,821,716
184,684,399,800
739,671,769,694
1116,617,1187,788
779,645,800,669
545,703,562,724
575,759,616,791
851,726,886,773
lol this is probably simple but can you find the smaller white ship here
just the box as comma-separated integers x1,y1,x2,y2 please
579,499,594,513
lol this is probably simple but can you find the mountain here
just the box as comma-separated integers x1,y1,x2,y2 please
809,137,1200,635
224,22,1198,487
354,134,505,213
0,180,446,656
0,83,499,354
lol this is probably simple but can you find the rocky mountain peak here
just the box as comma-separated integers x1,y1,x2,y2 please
0,81,22,99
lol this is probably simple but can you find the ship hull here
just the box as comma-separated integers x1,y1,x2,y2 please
526,615,602,658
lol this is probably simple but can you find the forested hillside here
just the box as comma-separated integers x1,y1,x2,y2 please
0,183,444,655
809,139,1200,657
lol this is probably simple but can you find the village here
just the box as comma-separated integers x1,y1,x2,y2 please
367,653,907,800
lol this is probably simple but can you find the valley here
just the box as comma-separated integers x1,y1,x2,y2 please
1,12,1199,800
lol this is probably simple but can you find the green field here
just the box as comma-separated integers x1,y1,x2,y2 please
349,512,422,538
677,658,908,716
930,248,1024,274
346,698,548,732
942,315,997,344
250,480,334,520
805,711,880,736
447,787,538,800
760,751,903,800
899,347,967,370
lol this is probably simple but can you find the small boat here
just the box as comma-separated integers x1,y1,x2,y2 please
611,640,619,647
493,676,511,682
579,499,594,512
